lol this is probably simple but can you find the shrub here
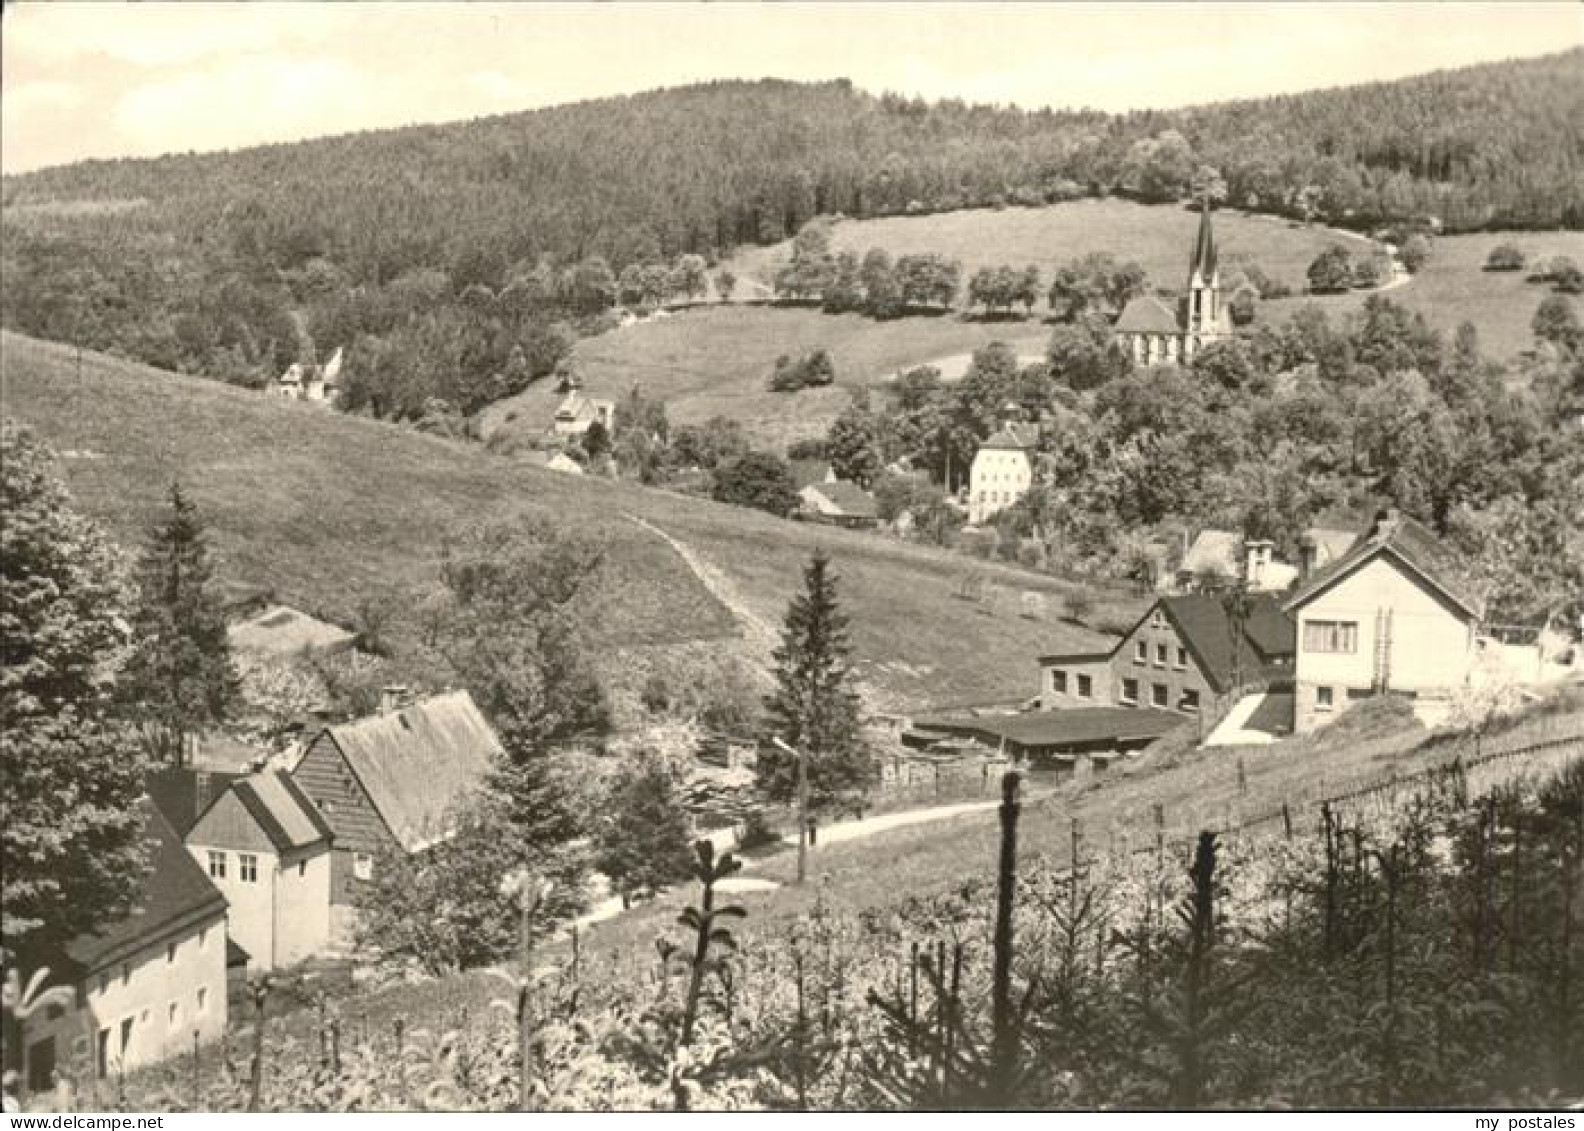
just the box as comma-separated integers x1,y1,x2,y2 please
711,451,800,516
769,349,837,392
1399,233,1431,274
1306,245,1354,294
1484,243,1526,271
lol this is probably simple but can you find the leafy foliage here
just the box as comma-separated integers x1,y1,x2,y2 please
0,422,146,946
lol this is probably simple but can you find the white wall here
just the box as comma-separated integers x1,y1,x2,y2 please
26,914,227,1080
187,845,332,970
969,449,1032,524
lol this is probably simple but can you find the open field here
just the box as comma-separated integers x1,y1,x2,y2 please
1262,228,1584,360
2,331,1132,712
478,304,1049,452
722,197,1343,298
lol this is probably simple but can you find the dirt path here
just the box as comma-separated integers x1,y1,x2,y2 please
624,513,781,664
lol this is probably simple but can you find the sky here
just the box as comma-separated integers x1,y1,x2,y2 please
2,2,1579,174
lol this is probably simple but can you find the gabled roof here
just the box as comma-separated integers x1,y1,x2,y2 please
1114,295,1182,334
60,801,227,975
980,422,1036,451
195,770,333,855
146,766,243,837
1156,593,1294,694
317,690,501,853
228,604,357,659
1300,526,1361,568
1179,529,1242,579
912,707,1184,749
804,480,878,518
1283,511,1481,620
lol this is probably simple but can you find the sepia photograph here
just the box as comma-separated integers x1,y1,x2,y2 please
1,0,1581,1116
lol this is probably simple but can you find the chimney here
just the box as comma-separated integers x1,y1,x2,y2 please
1297,533,1318,580
379,685,410,715
1244,539,1273,587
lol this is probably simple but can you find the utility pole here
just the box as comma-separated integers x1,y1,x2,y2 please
774,736,810,885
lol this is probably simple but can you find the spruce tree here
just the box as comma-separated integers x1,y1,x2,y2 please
594,752,695,907
1,422,147,948
120,481,240,765
759,549,874,811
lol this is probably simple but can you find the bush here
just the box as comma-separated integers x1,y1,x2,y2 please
769,349,837,392
711,451,800,516
1306,245,1354,294
1484,243,1526,272
1399,233,1431,274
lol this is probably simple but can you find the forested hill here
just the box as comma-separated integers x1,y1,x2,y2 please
3,52,1579,397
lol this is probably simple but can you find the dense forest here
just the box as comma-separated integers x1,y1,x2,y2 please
2,50,1580,398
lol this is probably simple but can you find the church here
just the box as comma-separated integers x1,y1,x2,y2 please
1113,205,1233,366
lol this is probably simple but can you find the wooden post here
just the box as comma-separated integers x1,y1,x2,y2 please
991,772,1021,1094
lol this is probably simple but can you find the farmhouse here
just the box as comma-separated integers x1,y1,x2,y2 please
552,390,615,438
289,690,501,938
967,422,1035,525
185,771,335,972
1114,204,1233,366
14,801,228,1086
1284,510,1482,733
1041,593,1295,719
272,348,343,404
798,479,879,528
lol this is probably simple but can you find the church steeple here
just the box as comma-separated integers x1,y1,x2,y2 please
1185,198,1223,334
1188,198,1218,286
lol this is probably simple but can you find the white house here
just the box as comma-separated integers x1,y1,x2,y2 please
552,391,615,438
186,771,334,972
968,423,1035,525
15,802,228,1088
1283,511,1482,732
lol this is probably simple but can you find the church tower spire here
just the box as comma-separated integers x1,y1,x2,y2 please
1186,198,1223,334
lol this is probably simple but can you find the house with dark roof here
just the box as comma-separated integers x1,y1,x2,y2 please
15,801,228,1085
968,422,1036,525
1040,593,1295,719
798,479,879,528
289,690,501,938
1114,204,1235,366
185,771,335,971
1283,510,1483,732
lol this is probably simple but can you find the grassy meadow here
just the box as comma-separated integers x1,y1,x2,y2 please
479,304,1050,452
1,331,1131,712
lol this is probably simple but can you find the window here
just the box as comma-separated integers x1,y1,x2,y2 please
1303,620,1358,654
207,851,226,880
1121,678,1139,704
1175,646,1188,670
1150,609,1166,629
1134,641,1147,664
1077,674,1093,699
196,987,208,1016
120,963,130,986
1051,669,1068,694
1155,642,1168,666
1180,689,1200,713
97,1028,110,1077
1152,683,1169,708
199,927,209,951
238,854,258,883
353,852,374,881
167,1001,180,1029
166,943,176,965
299,861,307,877
1316,686,1335,712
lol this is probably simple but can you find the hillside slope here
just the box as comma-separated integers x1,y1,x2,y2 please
1,331,1124,711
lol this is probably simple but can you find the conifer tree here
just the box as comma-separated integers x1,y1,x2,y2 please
1,422,147,947
595,752,695,907
758,550,874,811
120,481,239,766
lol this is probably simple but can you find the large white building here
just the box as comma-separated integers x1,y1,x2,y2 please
968,423,1035,525
186,770,335,972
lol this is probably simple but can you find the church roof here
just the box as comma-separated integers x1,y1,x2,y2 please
1189,203,1219,281
1114,295,1182,334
